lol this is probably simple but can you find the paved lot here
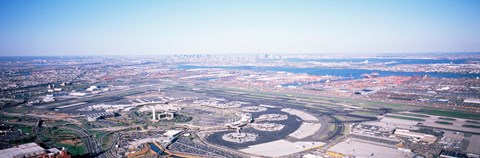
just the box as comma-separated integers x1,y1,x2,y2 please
328,138,413,158
240,139,324,157
467,135,480,154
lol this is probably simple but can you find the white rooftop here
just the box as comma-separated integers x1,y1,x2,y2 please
0,143,46,158
163,130,182,137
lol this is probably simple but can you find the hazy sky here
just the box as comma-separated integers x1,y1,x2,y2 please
0,0,479,56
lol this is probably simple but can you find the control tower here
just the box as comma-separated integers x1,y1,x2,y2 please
151,106,156,122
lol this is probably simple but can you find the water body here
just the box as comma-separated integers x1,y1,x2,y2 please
178,65,480,79
0,56,98,62
149,143,163,154
286,58,474,66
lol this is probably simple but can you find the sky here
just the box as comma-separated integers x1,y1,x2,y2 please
0,0,479,56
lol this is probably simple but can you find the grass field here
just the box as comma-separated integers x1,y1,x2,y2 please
350,111,379,117
438,117,456,121
55,143,86,156
91,131,107,141
101,133,113,149
217,86,414,110
385,115,425,121
398,113,430,118
1,123,33,134
54,128,81,136
198,85,480,121
40,126,82,145
0,113,18,120
17,126,32,134
466,120,480,124
332,115,370,122
462,124,480,129
435,121,453,125
418,109,480,120
328,124,337,131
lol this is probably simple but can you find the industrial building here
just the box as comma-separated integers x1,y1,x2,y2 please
394,129,437,144
439,150,468,158
86,112,115,122
163,130,182,141
86,85,98,92
43,94,55,102
69,92,86,96
0,143,71,158
158,112,175,120
464,98,480,104
224,113,252,128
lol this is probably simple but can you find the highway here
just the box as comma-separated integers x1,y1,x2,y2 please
60,126,106,158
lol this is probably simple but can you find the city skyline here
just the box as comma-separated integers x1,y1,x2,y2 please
1,0,480,56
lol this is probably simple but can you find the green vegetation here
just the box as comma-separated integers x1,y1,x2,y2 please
291,92,411,110
220,86,423,111
17,126,32,134
91,130,115,150
418,109,480,120
49,120,70,126
435,121,453,125
332,115,369,122
101,133,113,149
2,124,36,144
9,135,36,145
91,131,107,140
466,120,480,124
385,115,425,121
350,111,379,117
328,124,337,131
438,117,456,121
157,114,193,122
462,124,480,129
203,85,480,121
37,125,86,156
39,126,82,145
1,123,33,134
117,122,127,126
53,128,80,136
0,113,18,120
55,143,86,156
361,102,408,109
398,113,430,118
64,124,83,130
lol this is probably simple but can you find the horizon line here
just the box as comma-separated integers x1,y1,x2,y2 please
1,51,480,57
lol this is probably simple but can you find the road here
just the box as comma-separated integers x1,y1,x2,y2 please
60,126,106,158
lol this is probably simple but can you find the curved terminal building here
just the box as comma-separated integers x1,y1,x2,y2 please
222,132,258,143
256,114,288,121
251,123,285,131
